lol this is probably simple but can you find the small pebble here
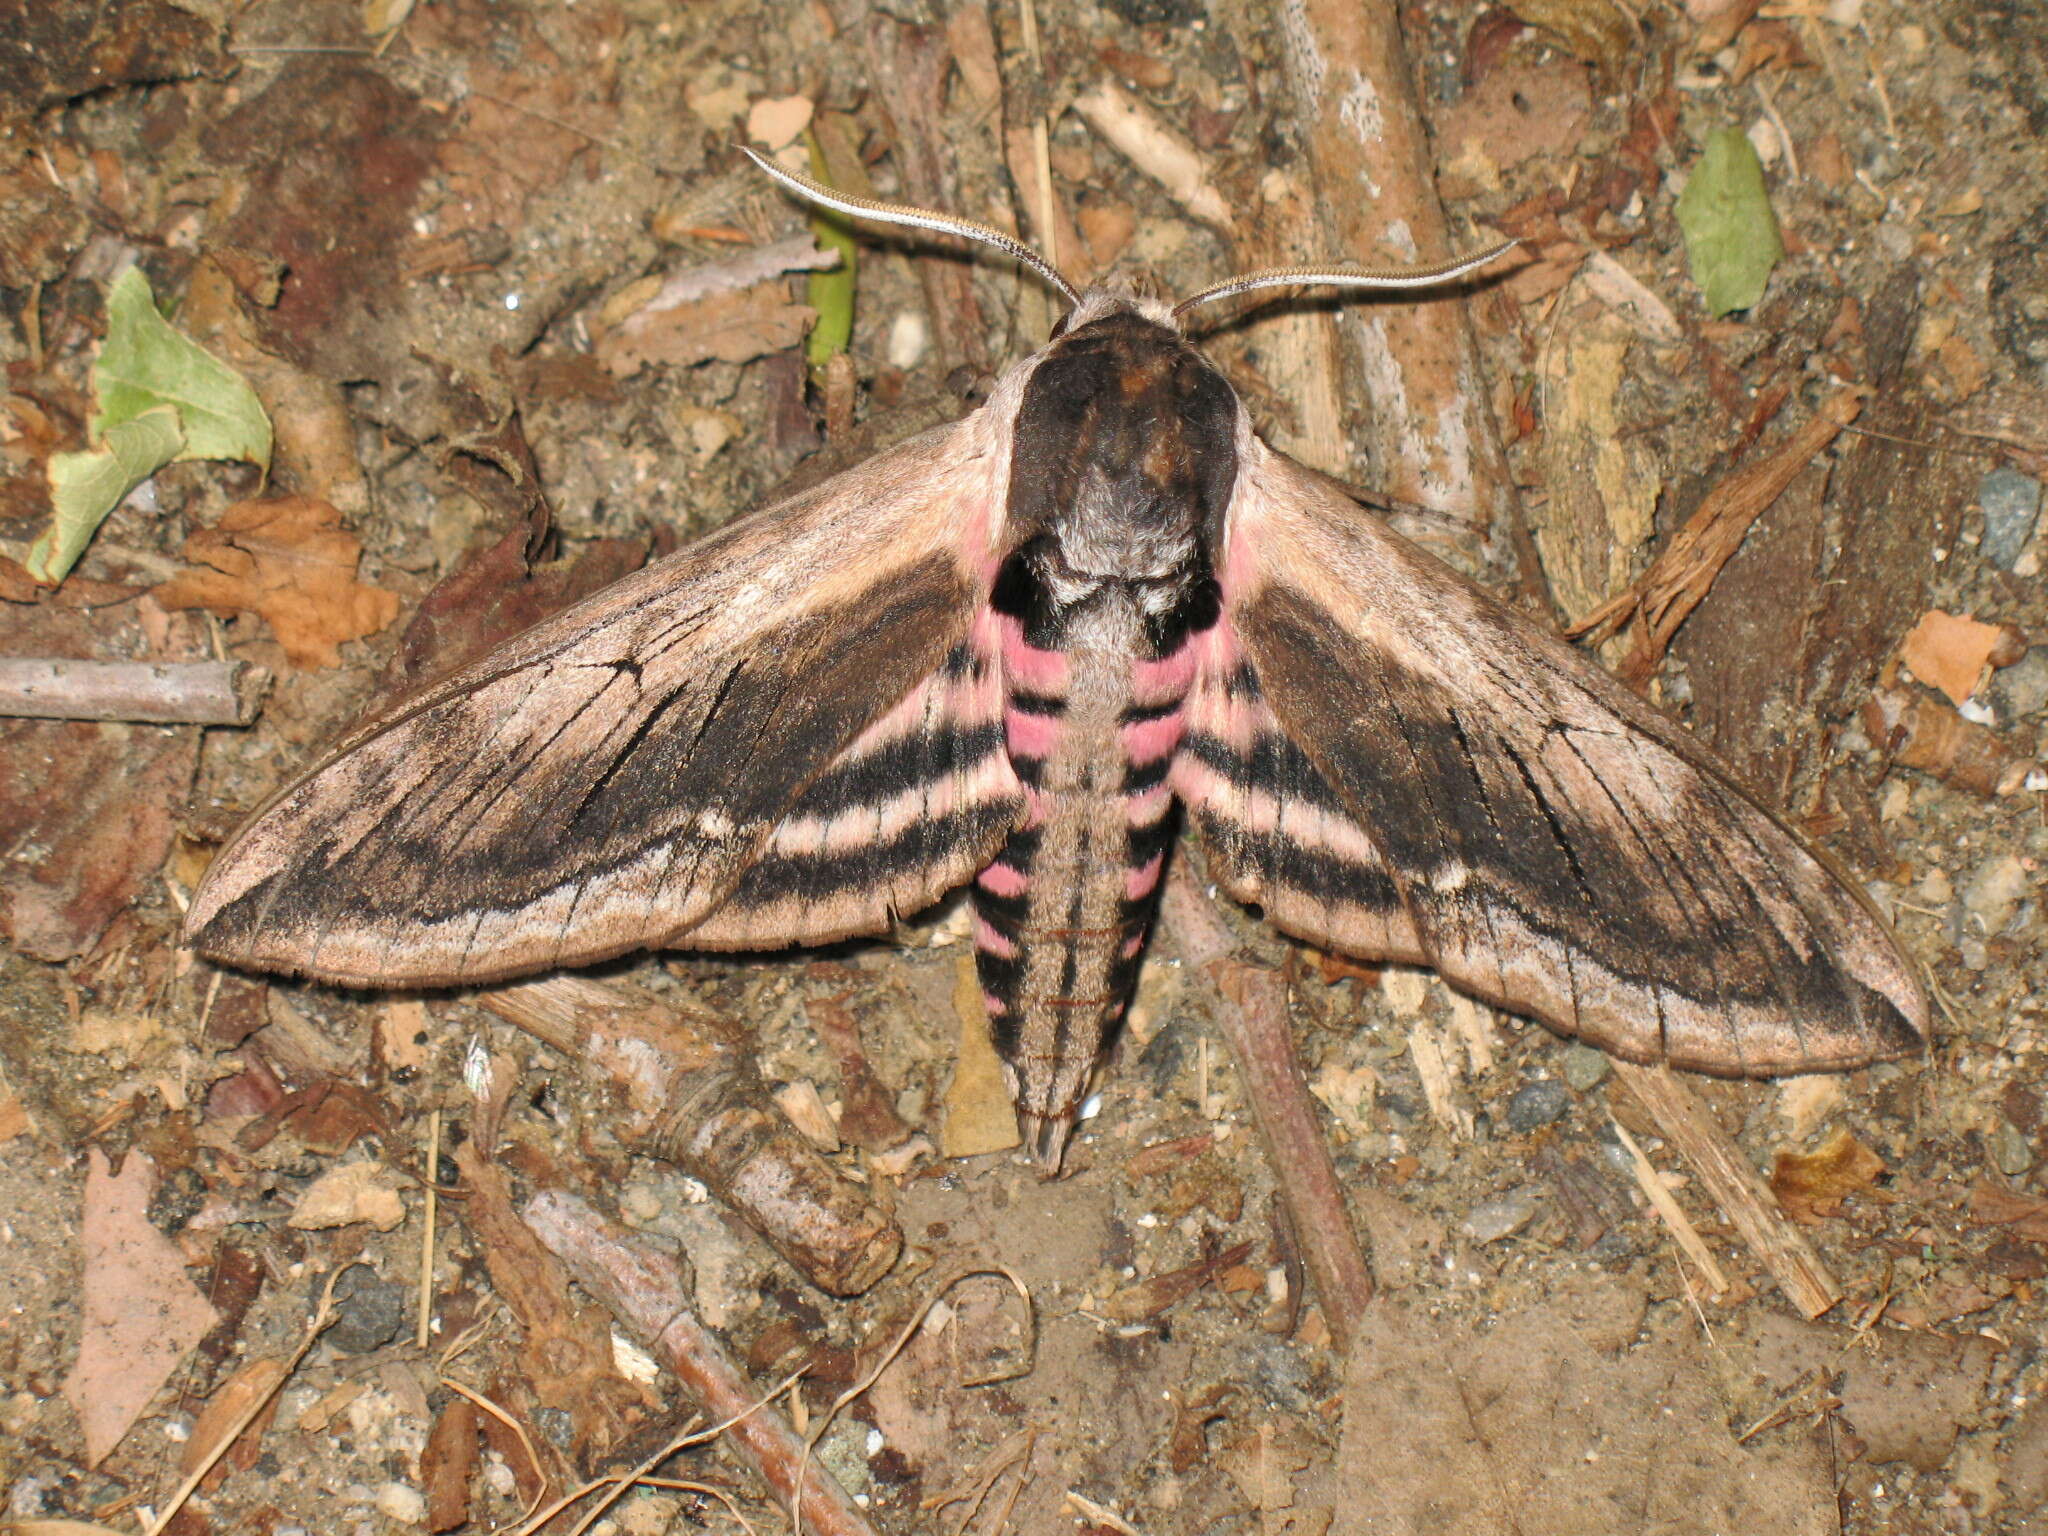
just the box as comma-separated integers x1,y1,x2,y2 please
1561,1043,1611,1092
1992,648,2048,720
815,1420,873,1495
1990,1120,2036,1177
1963,852,2029,936
1505,1077,1571,1134
374,1484,425,1525
324,1270,406,1355
1980,466,2044,570
1462,1190,1538,1243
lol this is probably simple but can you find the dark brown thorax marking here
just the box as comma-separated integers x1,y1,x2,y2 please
972,307,1237,1160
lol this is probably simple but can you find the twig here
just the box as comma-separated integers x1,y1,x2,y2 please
1069,80,1234,234
1064,1490,1144,1534
521,1189,881,1536
1158,860,1376,1351
441,1377,548,1524
1273,0,1518,533
1608,1116,1732,1296
1611,1061,1842,1318
0,658,268,725
417,1107,440,1350
615,236,843,338
141,1267,351,1536
477,974,902,1295
1567,388,1866,684
795,1263,1035,1531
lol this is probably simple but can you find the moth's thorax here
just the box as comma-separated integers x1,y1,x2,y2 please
1006,306,1239,592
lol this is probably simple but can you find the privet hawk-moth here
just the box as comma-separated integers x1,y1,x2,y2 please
186,152,1928,1171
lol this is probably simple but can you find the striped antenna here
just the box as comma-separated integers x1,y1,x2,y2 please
1172,241,1521,319
742,145,1082,310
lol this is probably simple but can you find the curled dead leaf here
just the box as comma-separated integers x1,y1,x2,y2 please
153,496,398,668
1771,1126,1886,1224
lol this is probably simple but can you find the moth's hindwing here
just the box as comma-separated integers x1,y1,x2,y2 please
1181,432,1928,1076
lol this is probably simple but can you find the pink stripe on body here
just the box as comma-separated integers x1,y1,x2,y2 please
1124,852,1165,901
972,912,1018,958
1004,706,1064,760
997,615,1070,694
1119,709,1185,765
976,860,1030,898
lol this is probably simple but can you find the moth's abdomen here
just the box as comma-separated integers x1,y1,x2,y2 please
970,613,1195,1147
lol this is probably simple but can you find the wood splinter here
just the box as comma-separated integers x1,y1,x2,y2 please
0,657,269,725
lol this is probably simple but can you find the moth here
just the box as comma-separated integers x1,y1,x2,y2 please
187,151,1928,1171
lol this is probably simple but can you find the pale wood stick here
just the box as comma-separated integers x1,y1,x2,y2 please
0,657,267,724
1159,861,1375,1351
1609,1115,1733,1296
522,1190,881,1536
1611,1060,1842,1318
1069,80,1234,235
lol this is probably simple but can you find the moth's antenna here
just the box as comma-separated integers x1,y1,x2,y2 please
1172,241,1521,319
740,145,1082,311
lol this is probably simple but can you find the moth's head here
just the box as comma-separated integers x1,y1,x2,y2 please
740,146,1518,341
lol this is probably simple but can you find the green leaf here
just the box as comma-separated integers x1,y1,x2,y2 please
93,267,272,468
803,135,858,372
1676,127,1783,318
26,405,184,585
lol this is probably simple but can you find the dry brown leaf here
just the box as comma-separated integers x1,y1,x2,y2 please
1503,0,1634,76
153,496,399,669
184,1356,288,1488
62,1149,221,1466
1969,1180,2048,1242
943,951,1021,1156
1900,609,2005,705
1099,1240,1254,1322
1770,1126,1887,1223
422,1396,481,1532
598,285,816,379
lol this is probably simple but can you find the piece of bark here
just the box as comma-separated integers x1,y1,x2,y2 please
845,9,990,375
1610,1061,1841,1318
452,1138,646,1457
1861,686,2038,798
475,976,903,1296
1570,389,1866,686
522,1189,882,1536
1275,0,1519,534
0,658,268,724
1159,862,1375,1350
422,1396,481,1532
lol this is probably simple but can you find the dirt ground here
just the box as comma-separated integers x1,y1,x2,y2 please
3,0,2046,1532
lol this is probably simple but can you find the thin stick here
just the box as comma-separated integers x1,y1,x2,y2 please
141,1267,351,1536
417,1107,441,1349
441,1377,548,1525
1608,1117,1732,1296
520,1190,880,1536
795,1265,1035,1533
0,658,268,725
1611,1060,1842,1317
1158,860,1375,1351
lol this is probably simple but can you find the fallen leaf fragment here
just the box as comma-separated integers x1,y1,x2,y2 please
63,1149,221,1466
597,284,816,378
943,952,1021,1156
1899,609,2005,705
1970,1180,2048,1242
32,407,184,585
422,1396,481,1532
1676,126,1783,316
1770,1125,1886,1223
289,1159,408,1231
153,496,399,668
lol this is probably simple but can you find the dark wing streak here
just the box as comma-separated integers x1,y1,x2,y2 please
1494,738,1598,1038
1442,707,1517,1005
